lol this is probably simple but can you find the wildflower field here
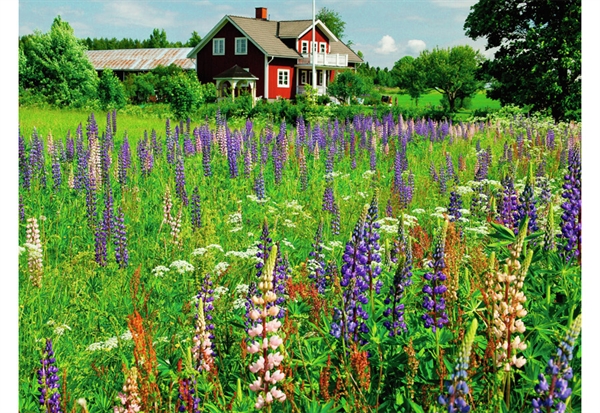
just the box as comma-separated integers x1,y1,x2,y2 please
18,108,582,412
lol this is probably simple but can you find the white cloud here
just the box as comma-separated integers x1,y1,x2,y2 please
405,39,427,56
98,2,178,29
374,35,398,55
429,0,478,9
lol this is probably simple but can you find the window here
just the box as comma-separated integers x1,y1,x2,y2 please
301,41,309,54
320,42,327,53
213,38,225,55
300,70,307,84
312,42,318,52
277,69,290,87
235,37,247,55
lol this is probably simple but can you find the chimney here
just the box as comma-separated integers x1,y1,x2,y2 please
255,7,267,20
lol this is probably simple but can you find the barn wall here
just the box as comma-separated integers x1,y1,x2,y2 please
196,21,265,93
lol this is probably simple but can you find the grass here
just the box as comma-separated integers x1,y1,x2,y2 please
18,106,581,413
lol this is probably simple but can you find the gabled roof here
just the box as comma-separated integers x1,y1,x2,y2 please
187,15,363,64
214,65,259,79
86,48,195,71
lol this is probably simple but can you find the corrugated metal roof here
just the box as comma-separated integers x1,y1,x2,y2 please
86,48,195,71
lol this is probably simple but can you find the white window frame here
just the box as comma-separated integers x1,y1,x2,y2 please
320,42,327,53
301,40,309,54
312,41,318,53
235,37,247,55
300,70,307,84
277,69,290,88
213,38,225,55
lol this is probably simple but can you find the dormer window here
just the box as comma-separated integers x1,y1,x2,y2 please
301,41,309,54
235,37,248,55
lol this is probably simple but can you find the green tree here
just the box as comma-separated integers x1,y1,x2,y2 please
97,69,127,109
391,56,427,106
146,28,169,48
185,31,202,47
464,0,581,121
316,7,346,41
166,72,203,120
418,45,482,112
19,16,98,106
327,70,369,104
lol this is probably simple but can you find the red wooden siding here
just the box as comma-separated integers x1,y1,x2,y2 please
298,27,329,54
268,58,296,99
195,21,265,94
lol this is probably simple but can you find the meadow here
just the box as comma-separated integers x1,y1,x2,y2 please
18,106,581,413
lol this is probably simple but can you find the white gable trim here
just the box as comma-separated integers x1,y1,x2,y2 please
297,20,339,43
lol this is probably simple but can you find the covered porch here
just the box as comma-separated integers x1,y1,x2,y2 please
214,65,259,103
295,66,337,96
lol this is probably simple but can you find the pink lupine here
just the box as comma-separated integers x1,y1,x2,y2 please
247,244,286,409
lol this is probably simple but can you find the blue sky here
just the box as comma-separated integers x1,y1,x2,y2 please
17,0,490,69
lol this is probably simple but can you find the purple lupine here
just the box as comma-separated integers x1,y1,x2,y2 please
175,154,189,206
558,148,581,262
325,144,335,183
37,339,62,413
386,199,393,218
474,149,489,181
517,171,539,234
331,201,341,236
439,166,447,195
448,190,463,223
86,112,98,145
177,377,200,413
184,133,195,157
273,146,283,185
201,126,212,177
85,177,98,229
532,314,581,413
151,129,162,157
30,129,47,189
272,244,290,319
369,143,377,171
398,172,414,210
112,109,117,135
190,186,202,230
383,214,412,336
100,135,111,185
103,181,114,238
546,128,555,151
322,186,335,212
227,131,239,179
308,219,327,294
255,218,272,280
498,175,520,234
114,206,128,268
330,207,371,344
104,113,113,151
19,194,25,222
254,167,265,200
166,125,176,165
438,319,478,413
299,147,308,192
350,131,357,170
430,162,439,182
422,221,449,332
243,147,252,179
446,153,457,183
19,132,31,190
94,217,108,267
118,136,131,187
364,193,383,295
65,132,74,163
50,149,61,192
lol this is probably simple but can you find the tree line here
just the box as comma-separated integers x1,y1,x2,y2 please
82,28,202,50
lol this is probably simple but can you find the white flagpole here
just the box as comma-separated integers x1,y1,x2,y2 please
312,0,316,90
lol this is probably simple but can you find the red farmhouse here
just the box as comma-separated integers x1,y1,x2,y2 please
187,7,363,101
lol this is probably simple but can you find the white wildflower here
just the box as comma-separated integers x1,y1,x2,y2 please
362,170,376,179
285,200,304,211
235,283,249,296
412,208,426,214
434,206,448,213
104,336,118,350
430,212,446,219
53,324,71,336
281,239,295,249
214,286,229,299
282,219,296,228
233,297,246,310
227,212,242,225
19,246,26,256
191,248,207,256
120,330,133,341
458,208,471,216
247,194,269,203
247,232,255,238
152,265,170,277
170,260,195,274
357,192,367,198
456,186,473,195
329,240,343,249
342,195,351,201
214,262,230,276
206,244,224,252
86,342,104,352
458,217,470,223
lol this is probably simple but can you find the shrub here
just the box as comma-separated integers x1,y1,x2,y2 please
97,69,127,109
